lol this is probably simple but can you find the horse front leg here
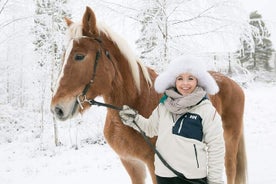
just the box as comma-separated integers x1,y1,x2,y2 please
120,158,147,184
145,154,157,184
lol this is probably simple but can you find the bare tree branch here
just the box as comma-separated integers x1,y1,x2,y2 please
99,0,139,12
174,24,228,38
102,5,141,22
97,0,143,23
0,16,33,30
0,0,9,15
171,4,217,25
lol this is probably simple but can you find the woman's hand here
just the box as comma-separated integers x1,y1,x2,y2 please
119,105,138,126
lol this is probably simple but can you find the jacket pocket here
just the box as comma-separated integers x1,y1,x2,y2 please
172,113,203,141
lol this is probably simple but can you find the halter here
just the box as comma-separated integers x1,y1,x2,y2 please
71,36,120,114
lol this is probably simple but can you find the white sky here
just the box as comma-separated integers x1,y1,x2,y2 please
241,0,276,46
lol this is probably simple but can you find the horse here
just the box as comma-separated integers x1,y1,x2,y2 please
51,6,247,184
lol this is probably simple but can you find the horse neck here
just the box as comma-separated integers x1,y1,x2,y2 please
104,63,160,118
103,60,144,106
100,36,160,114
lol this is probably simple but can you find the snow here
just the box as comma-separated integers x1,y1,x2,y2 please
1,82,276,184
1,1,276,183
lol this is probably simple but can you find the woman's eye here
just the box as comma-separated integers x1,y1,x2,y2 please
188,77,195,80
74,54,85,61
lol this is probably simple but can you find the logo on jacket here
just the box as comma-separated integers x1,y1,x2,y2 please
189,115,197,120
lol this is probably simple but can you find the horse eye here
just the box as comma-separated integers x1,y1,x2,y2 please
74,54,85,61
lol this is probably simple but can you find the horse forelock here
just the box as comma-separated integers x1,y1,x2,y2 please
66,22,83,41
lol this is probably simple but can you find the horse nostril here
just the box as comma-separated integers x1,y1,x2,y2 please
55,106,64,118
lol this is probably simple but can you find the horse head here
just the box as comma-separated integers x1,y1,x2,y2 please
51,7,118,120
51,7,154,121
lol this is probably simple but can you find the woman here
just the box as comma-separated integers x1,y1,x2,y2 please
119,55,225,184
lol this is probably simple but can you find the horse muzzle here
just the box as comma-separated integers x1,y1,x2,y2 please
51,99,78,121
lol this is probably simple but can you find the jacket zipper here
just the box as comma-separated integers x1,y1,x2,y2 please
177,118,184,134
193,144,199,168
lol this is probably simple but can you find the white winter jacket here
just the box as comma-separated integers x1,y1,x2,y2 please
134,99,225,184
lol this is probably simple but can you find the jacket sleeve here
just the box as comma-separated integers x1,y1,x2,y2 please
130,105,161,138
203,107,225,184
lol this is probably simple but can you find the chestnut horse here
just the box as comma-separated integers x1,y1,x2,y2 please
51,7,247,184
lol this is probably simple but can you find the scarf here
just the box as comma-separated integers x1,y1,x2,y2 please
164,86,207,121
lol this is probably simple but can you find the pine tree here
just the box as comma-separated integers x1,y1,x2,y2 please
238,11,274,71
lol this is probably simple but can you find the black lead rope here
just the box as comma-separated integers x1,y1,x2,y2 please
89,99,205,184
88,99,123,111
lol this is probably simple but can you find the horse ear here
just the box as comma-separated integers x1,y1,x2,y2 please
82,6,98,36
64,17,73,26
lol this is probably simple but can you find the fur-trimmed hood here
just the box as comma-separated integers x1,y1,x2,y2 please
154,55,219,95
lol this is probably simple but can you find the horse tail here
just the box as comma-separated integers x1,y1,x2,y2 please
236,129,247,184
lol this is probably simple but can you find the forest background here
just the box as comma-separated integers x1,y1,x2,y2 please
0,0,276,183
1,0,275,121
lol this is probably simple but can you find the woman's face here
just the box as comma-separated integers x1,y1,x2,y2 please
175,73,198,95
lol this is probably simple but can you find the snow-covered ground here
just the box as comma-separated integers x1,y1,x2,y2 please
0,82,276,184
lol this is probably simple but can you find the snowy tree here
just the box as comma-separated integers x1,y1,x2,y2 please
33,0,71,146
134,0,253,72
33,0,71,106
135,2,160,69
238,11,275,71
33,0,70,68
0,1,34,109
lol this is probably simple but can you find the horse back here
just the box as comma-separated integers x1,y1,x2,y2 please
208,71,245,129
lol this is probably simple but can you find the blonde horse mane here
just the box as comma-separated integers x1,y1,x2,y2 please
66,21,152,92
